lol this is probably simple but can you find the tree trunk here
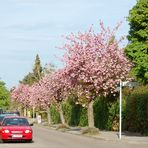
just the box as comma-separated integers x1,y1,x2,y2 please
47,106,52,125
59,103,65,125
87,100,94,128
24,107,27,117
32,106,35,122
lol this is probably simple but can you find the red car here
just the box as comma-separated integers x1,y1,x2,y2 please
0,116,33,143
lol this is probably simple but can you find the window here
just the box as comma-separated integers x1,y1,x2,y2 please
2,118,29,126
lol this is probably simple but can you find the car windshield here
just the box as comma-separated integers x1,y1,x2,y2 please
2,118,29,126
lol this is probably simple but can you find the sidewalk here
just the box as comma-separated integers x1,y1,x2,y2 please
66,128,148,144
35,122,148,145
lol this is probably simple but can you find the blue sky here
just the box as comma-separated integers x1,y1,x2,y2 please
0,0,136,89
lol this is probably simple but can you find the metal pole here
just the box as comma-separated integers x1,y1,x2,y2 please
119,79,122,139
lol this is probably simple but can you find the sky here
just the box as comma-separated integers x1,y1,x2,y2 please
0,0,136,89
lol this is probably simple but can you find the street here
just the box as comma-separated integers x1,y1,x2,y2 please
0,125,147,148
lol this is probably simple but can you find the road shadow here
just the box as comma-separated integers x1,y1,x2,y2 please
0,140,34,144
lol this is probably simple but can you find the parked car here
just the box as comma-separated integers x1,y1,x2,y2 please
0,113,18,125
0,116,33,143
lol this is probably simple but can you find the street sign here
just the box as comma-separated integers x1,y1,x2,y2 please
122,81,138,87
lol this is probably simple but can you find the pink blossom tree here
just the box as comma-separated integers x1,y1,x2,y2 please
35,76,55,125
29,70,69,125
30,64,56,124
60,22,132,128
11,84,31,116
43,69,71,125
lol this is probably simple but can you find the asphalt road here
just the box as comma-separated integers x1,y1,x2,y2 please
0,125,147,148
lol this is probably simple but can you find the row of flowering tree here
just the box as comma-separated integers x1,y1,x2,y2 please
11,22,132,129
11,71,68,125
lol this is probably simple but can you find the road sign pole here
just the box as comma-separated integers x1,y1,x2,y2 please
119,79,122,139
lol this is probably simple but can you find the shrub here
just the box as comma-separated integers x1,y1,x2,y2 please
50,105,60,124
63,97,88,127
62,101,72,124
79,107,88,127
69,103,82,126
107,100,119,131
124,85,148,135
94,97,109,130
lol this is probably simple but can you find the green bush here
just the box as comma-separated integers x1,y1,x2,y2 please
94,98,109,130
107,100,119,131
124,85,148,135
62,97,88,127
69,103,82,126
62,101,72,124
50,105,60,124
79,107,88,126
50,97,121,130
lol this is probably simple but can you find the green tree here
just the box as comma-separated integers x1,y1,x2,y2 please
20,54,43,85
125,0,148,83
32,54,42,81
20,72,36,85
0,80,10,110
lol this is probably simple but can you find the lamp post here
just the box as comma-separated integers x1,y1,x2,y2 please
119,79,122,139
118,80,138,140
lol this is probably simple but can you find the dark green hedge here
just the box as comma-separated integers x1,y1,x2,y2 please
62,99,88,127
50,105,60,124
123,85,148,135
94,98,109,129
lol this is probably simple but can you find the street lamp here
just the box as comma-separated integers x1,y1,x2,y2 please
119,80,138,140
119,80,122,139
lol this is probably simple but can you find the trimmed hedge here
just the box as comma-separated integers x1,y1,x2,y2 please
94,98,109,129
123,85,148,135
62,99,88,127
50,105,60,124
